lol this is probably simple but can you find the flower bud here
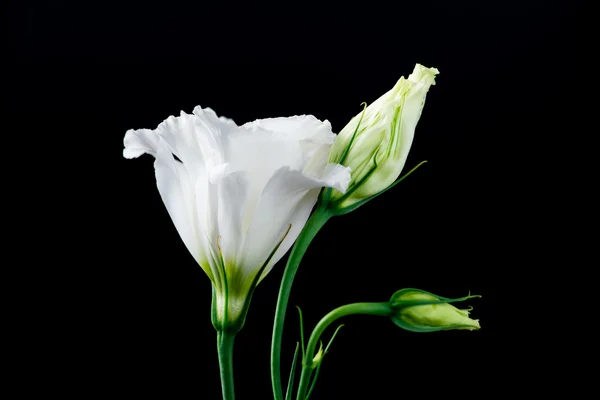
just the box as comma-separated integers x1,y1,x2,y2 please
328,64,439,210
312,342,325,365
390,288,480,332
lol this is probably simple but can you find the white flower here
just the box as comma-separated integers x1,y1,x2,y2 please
328,64,439,208
123,106,350,330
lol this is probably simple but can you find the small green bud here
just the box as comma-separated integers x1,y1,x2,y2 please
390,288,481,332
312,341,325,365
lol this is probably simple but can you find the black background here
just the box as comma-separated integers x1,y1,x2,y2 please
6,1,580,399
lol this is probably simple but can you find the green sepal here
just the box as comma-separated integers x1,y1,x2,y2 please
335,102,368,166
330,160,428,216
390,288,481,306
213,224,293,334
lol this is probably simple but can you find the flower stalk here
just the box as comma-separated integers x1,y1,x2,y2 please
271,205,333,400
216,329,236,400
295,302,393,400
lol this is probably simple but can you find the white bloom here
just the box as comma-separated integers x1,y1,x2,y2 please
124,106,350,329
328,64,439,208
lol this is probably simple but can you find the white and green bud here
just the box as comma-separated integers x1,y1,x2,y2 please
390,288,481,332
327,64,439,210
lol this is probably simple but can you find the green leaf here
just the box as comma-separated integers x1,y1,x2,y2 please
297,306,306,358
284,342,300,400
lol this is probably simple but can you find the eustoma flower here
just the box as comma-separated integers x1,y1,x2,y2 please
327,63,439,211
123,106,351,332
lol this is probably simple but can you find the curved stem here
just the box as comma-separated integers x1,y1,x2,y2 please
271,206,332,400
217,330,236,400
296,302,392,400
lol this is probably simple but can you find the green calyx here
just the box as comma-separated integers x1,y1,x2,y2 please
211,224,294,333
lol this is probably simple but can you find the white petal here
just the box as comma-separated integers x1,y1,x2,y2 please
153,142,208,266
124,128,211,275
154,110,230,177
301,143,351,194
239,164,351,283
141,106,240,261
319,163,351,193
123,109,241,280
224,126,306,233
249,115,351,191
211,169,250,275
193,106,238,129
227,124,306,174
123,128,159,159
242,115,336,145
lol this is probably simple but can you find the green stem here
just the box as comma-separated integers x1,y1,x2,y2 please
296,302,392,400
217,330,236,400
271,206,332,400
